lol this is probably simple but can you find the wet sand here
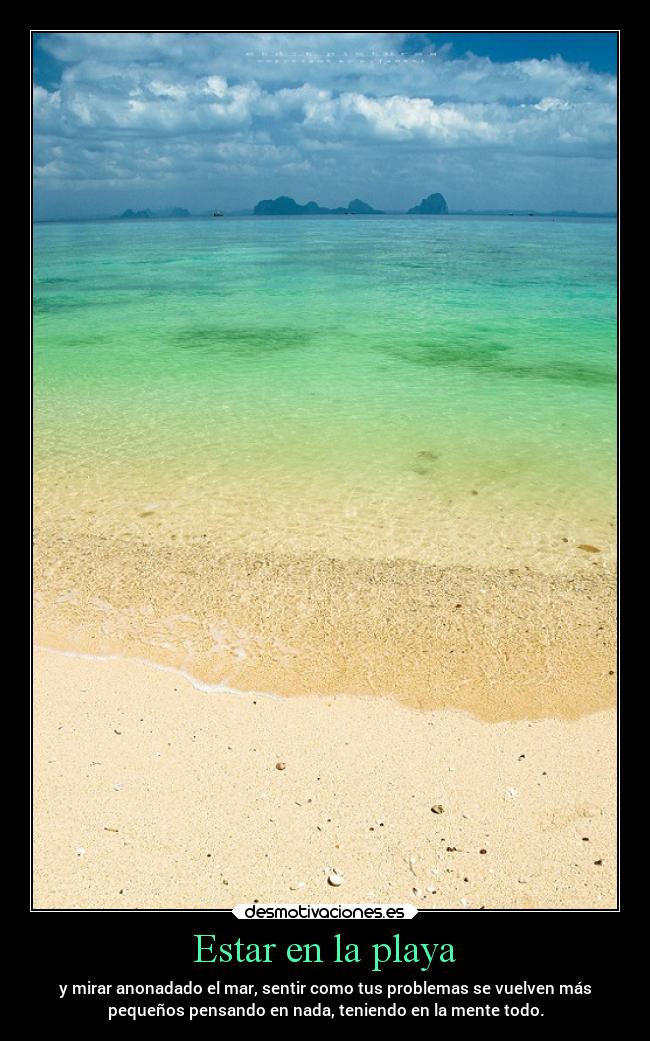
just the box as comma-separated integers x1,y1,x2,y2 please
34,533,616,720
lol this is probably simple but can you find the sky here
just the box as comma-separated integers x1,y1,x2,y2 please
33,31,618,218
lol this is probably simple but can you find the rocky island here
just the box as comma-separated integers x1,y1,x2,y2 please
348,198,383,214
118,207,191,219
407,193,449,215
253,196,383,215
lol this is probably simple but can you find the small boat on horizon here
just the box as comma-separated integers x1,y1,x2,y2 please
213,210,224,218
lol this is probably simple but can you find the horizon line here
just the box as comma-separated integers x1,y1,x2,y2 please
34,209,618,224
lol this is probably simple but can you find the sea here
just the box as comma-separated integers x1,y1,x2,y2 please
34,214,616,572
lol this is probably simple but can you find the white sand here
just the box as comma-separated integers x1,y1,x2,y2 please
34,647,616,910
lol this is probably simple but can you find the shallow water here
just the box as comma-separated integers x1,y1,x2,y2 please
34,215,616,571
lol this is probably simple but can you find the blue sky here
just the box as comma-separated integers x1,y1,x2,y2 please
400,32,617,72
33,32,618,218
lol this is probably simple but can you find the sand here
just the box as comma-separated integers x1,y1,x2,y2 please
34,647,616,910
34,533,616,720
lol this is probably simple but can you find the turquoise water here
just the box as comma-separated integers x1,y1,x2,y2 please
34,216,616,569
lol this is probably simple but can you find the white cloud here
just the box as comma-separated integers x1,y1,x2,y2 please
33,32,617,214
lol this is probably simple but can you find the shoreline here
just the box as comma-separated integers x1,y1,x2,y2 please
34,647,616,910
34,504,617,908
35,533,616,721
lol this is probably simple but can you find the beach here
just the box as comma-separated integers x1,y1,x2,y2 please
34,647,615,910
35,534,615,720
34,215,617,909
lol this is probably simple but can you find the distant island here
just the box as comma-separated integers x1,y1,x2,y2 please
118,207,191,219
253,196,383,216
348,198,383,214
35,197,617,223
407,193,449,215
253,194,452,216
